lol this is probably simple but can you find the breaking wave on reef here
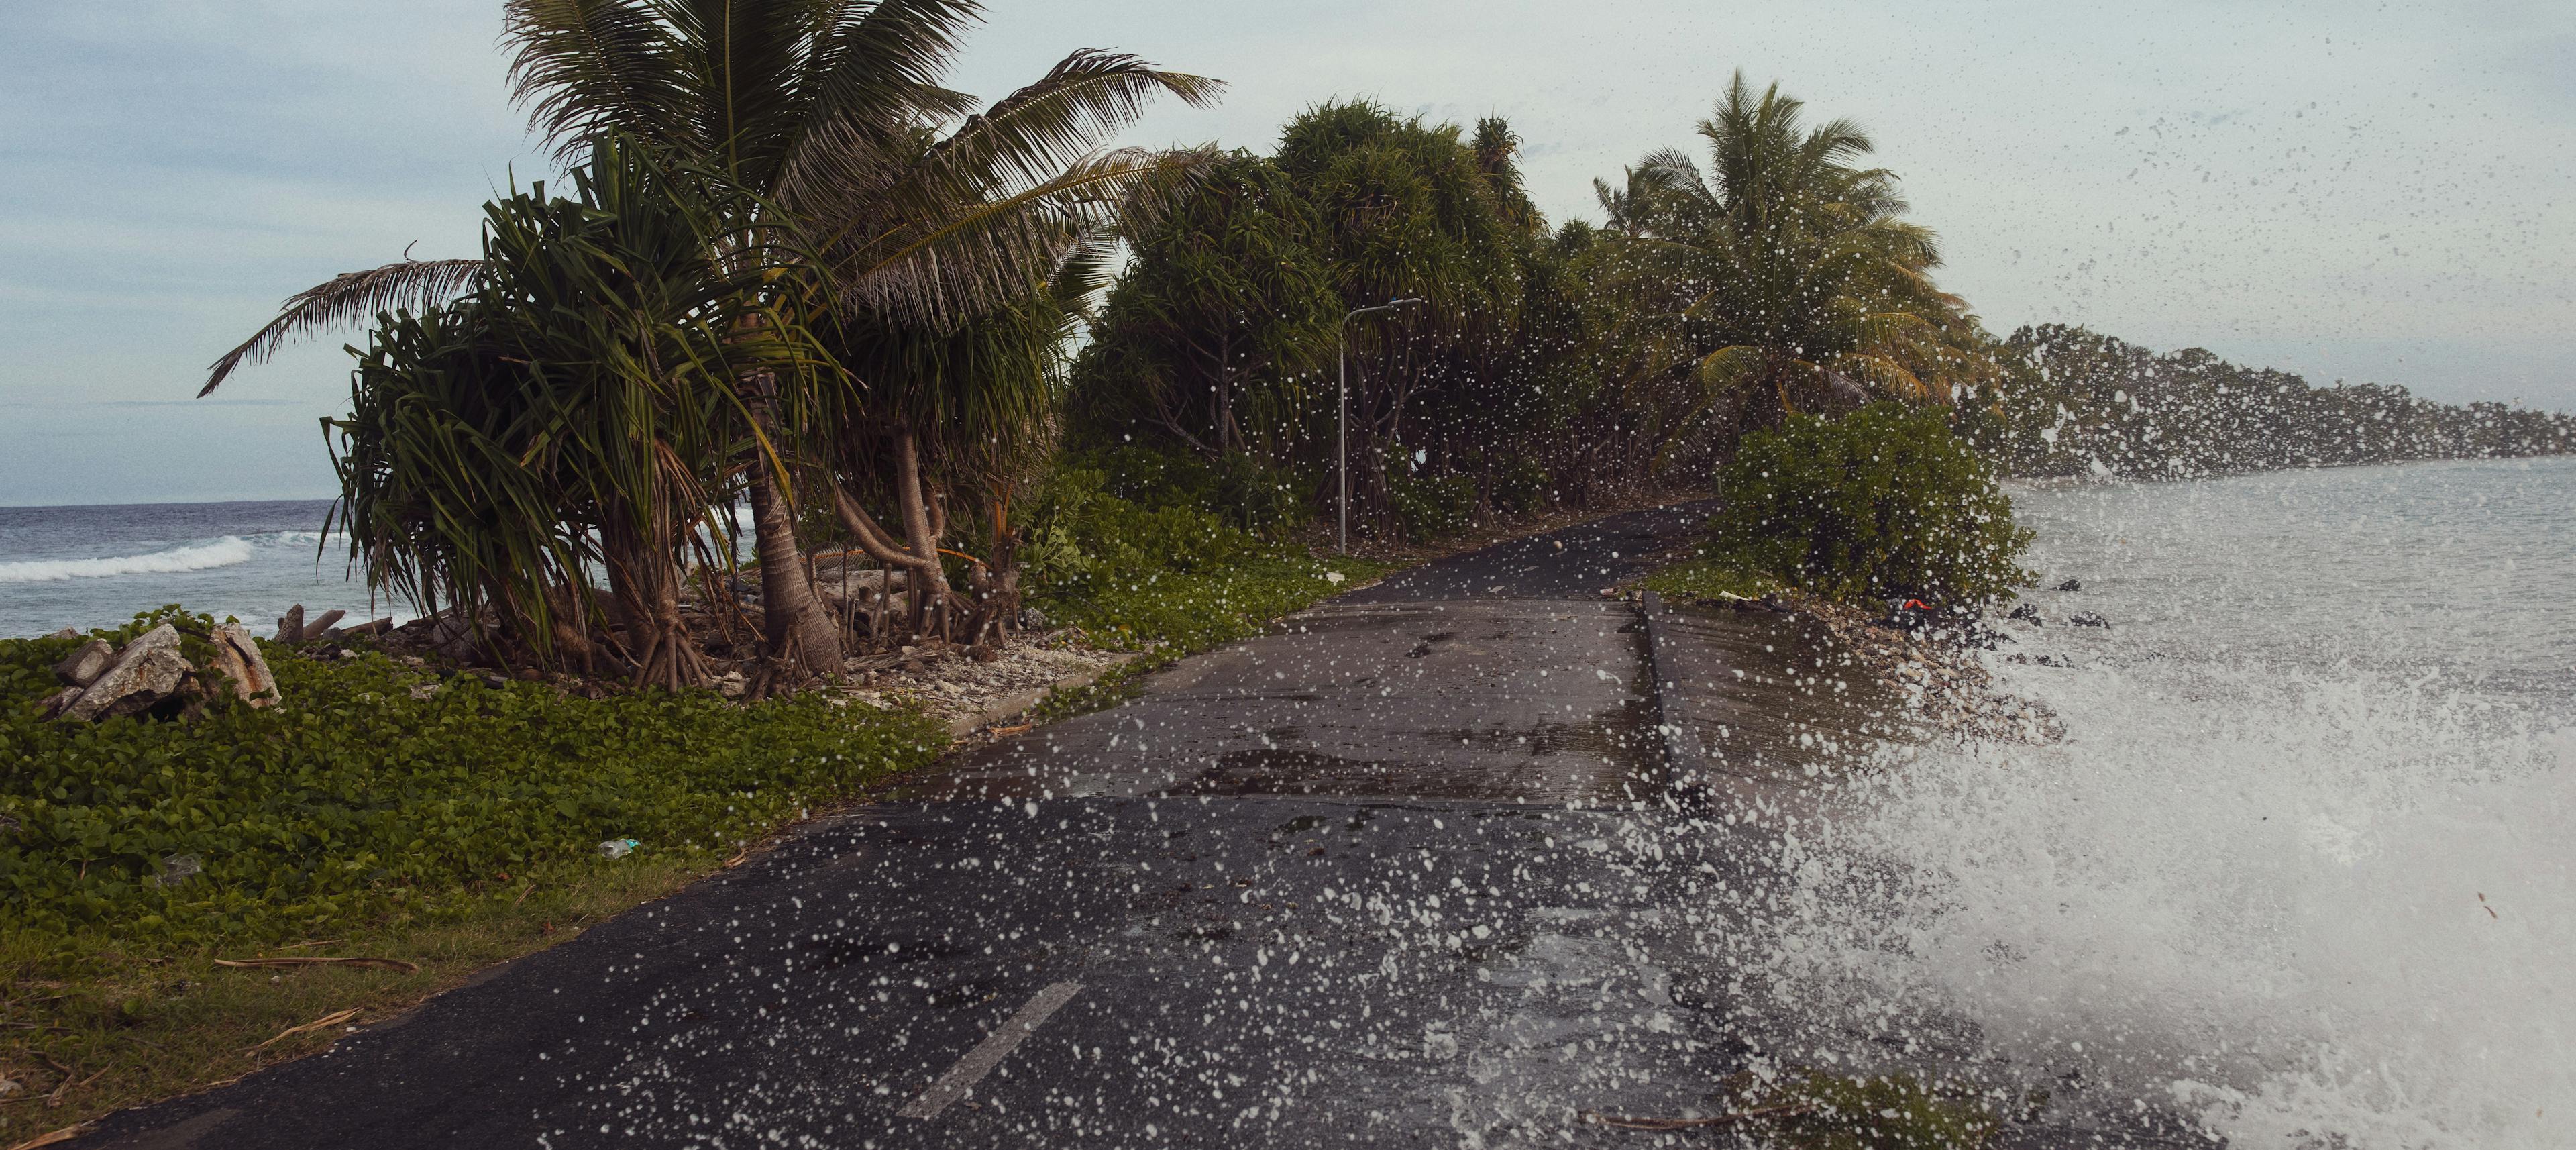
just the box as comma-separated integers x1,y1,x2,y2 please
1739,459,2575,1149
0,536,256,584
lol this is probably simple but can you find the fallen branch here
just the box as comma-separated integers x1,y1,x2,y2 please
44,1067,104,1108
1579,1102,1816,1131
215,956,419,974
248,1007,360,1051
4,1123,87,1150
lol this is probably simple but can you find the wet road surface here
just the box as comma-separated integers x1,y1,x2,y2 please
920,598,1658,804
1647,602,1918,822
80,506,1747,1150
76,503,2211,1149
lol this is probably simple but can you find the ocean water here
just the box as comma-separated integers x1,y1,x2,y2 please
1743,456,2575,1148
0,499,388,637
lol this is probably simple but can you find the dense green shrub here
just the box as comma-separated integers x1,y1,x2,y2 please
1708,404,2033,605
1019,465,1265,588
1081,446,1306,535
1485,452,1554,516
0,609,943,951
1388,469,1479,539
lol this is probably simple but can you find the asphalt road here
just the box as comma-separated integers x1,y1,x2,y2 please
77,502,2222,1150
80,505,1753,1150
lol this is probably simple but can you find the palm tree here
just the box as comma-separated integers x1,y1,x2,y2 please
502,2,1214,678
1631,74,1971,425
205,0,1218,680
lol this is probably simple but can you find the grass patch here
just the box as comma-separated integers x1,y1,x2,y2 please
1641,555,1782,605
1015,460,1397,723
0,859,703,1140
1042,554,1395,656
0,608,945,1137
1028,553,1396,724
1743,1069,2004,1149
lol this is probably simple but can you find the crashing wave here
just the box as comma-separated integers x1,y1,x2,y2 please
0,537,256,584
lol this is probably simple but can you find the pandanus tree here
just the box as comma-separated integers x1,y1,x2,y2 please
205,0,1218,679
331,135,826,687
1626,74,1976,427
502,3,1215,675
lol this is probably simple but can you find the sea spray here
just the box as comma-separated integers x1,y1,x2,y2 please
1729,459,2575,1149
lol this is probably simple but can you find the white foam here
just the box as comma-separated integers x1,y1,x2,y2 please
0,537,256,583
1737,464,2576,1149
1756,662,2571,1148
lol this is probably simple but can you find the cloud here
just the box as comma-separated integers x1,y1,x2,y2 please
3,0,2567,503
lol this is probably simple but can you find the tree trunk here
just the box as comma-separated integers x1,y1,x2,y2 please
963,492,1022,648
892,428,955,641
603,509,709,692
743,392,843,678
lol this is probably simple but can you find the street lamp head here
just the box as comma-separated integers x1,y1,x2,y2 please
1348,297,1428,320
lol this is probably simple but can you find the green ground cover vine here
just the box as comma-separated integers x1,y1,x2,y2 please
1,609,944,955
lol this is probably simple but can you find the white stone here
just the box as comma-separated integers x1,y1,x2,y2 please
64,625,189,721
207,622,281,707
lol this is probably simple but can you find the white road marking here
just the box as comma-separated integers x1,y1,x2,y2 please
896,981,1085,1120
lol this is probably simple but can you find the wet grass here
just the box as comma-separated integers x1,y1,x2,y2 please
0,616,947,1141
1743,1069,2005,1148
1640,554,1782,604
1025,553,1398,726
1585,1069,2006,1147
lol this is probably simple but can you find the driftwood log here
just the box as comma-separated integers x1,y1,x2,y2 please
273,605,349,645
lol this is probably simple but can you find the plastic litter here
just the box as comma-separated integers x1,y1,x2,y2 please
156,853,203,886
598,838,640,859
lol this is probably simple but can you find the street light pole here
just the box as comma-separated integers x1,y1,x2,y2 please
1338,298,1426,554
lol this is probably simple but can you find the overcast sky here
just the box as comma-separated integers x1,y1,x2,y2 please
3,0,2569,505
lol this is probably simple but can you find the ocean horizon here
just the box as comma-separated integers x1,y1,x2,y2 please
0,496,376,638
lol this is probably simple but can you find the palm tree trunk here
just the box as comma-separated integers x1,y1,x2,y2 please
602,507,710,691
743,377,843,678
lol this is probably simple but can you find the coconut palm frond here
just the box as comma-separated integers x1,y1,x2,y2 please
1694,344,1772,393
830,146,1216,327
918,49,1224,192
800,0,983,127
201,258,483,397
504,0,685,162
1043,222,1122,322
1828,352,1931,400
